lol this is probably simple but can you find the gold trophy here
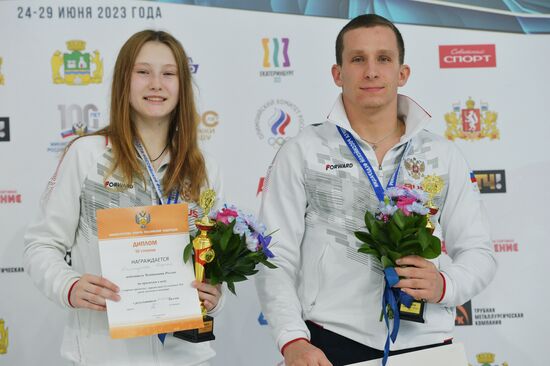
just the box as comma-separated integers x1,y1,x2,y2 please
399,175,445,323
421,175,445,233
174,189,217,342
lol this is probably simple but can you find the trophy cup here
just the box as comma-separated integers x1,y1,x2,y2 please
399,175,444,323
421,175,444,234
174,189,217,342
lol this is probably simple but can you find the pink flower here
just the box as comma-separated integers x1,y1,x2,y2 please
396,196,416,216
216,207,239,224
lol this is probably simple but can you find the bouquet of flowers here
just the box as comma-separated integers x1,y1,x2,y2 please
354,185,441,365
355,186,441,268
184,204,277,294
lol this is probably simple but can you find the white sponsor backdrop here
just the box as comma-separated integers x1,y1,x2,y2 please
0,0,549,365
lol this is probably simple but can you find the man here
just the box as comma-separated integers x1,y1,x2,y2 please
255,14,496,366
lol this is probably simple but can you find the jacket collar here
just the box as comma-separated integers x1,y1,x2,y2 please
326,93,432,144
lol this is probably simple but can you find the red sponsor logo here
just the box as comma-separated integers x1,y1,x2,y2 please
0,190,22,204
257,177,265,196
493,239,518,253
439,44,496,68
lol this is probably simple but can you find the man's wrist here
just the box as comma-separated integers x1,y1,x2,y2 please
437,272,446,303
281,338,310,356
67,279,80,308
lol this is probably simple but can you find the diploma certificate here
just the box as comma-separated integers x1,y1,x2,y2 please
97,203,203,339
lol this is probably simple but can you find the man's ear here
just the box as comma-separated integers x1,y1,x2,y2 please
398,64,411,87
332,64,343,87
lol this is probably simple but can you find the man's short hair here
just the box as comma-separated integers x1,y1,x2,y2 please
335,14,405,65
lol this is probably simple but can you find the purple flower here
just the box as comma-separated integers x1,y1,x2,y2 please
408,189,429,204
407,201,430,215
257,234,274,258
386,187,406,199
233,217,248,235
378,201,398,216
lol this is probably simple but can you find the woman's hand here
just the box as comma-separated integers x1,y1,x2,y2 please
69,274,120,311
192,280,222,311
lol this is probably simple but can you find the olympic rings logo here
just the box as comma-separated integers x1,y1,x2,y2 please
268,136,288,147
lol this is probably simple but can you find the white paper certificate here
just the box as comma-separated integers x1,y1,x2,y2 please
97,203,203,339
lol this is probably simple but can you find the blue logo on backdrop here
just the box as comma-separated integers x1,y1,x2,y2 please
258,312,268,326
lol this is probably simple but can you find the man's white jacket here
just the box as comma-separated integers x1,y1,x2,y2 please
256,94,497,352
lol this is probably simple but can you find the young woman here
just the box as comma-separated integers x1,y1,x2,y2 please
24,30,224,366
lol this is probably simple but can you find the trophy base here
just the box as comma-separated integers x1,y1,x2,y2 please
400,300,426,323
173,316,215,343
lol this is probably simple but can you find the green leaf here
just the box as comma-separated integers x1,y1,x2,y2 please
227,281,236,295
432,236,442,255
183,243,193,263
418,228,430,251
392,210,405,230
401,227,419,240
386,249,402,263
209,275,221,286
355,231,376,245
381,255,394,269
421,236,442,259
227,273,248,282
358,246,380,257
369,223,380,239
260,258,278,269
220,226,233,251
364,211,376,232
388,220,402,245
421,248,436,259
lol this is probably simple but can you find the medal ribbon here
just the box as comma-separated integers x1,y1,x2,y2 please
336,126,409,201
134,139,179,344
336,126,413,365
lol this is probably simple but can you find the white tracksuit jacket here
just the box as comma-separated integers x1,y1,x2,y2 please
24,136,225,366
256,94,497,352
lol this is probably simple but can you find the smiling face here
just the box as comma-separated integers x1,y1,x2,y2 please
332,26,410,116
129,41,179,127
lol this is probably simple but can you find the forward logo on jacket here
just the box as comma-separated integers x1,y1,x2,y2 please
325,162,353,171
103,179,134,193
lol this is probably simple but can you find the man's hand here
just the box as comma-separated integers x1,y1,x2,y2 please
394,255,444,303
283,339,332,366
69,274,120,311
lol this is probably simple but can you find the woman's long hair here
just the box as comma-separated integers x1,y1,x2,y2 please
99,30,206,201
